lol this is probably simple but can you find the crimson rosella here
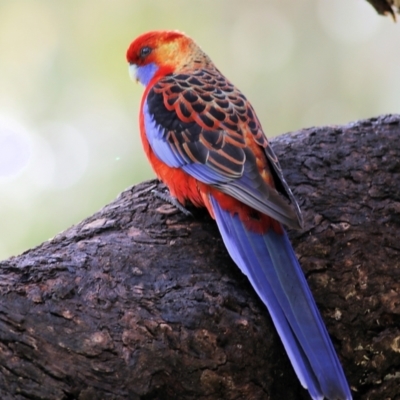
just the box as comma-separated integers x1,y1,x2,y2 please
126,30,352,400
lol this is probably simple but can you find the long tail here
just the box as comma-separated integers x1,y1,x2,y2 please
209,196,352,400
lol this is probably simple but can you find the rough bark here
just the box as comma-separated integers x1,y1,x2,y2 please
1,115,400,400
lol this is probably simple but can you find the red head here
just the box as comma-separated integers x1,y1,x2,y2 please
126,30,211,86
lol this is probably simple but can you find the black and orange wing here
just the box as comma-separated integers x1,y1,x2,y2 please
143,69,302,229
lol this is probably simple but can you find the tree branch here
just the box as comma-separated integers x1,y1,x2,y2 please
1,114,400,399
366,0,399,20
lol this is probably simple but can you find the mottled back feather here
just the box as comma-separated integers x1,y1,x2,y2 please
146,68,303,228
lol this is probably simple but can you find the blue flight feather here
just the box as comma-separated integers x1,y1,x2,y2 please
143,102,235,184
143,102,184,168
209,195,352,400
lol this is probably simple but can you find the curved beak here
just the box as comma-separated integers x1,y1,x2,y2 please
128,63,138,82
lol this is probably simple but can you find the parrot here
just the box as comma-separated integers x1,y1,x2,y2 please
126,30,352,400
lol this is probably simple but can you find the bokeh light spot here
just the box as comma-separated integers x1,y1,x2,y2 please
0,117,32,180
40,123,89,190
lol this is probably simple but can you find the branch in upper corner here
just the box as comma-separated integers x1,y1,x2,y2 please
365,0,400,20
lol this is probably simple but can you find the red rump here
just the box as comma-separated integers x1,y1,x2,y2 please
208,187,283,235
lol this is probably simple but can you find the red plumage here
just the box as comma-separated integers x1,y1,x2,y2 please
127,31,352,400
128,31,299,234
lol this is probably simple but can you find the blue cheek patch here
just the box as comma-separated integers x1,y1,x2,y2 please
136,63,159,86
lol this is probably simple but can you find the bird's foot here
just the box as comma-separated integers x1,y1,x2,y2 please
152,189,193,216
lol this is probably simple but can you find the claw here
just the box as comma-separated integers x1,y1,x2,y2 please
152,189,193,216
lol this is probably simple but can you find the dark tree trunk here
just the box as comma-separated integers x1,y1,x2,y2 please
1,115,400,400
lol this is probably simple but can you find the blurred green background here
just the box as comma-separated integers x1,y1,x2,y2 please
0,0,399,260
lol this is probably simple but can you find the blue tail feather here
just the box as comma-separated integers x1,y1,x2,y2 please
210,196,352,400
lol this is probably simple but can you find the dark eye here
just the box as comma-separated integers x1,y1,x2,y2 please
139,46,152,58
